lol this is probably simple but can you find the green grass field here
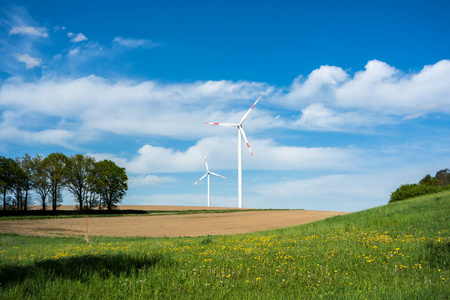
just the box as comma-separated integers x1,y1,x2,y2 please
1,192,449,299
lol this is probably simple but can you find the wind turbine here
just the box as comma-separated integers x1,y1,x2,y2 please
205,96,261,208
193,153,227,207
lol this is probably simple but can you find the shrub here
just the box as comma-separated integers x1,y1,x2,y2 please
389,183,449,203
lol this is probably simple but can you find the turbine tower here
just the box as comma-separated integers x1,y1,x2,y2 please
205,96,261,208
193,153,227,207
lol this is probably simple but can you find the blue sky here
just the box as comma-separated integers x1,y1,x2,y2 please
1,0,450,211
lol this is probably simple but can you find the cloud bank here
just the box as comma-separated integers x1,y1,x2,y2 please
282,60,450,115
1,59,449,145
90,137,359,174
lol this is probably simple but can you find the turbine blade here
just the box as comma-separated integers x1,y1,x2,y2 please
210,172,227,179
205,122,237,127
239,96,261,125
239,127,254,157
193,173,208,186
204,153,209,172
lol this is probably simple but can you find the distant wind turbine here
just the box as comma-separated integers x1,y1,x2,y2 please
205,96,261,208
193,153,227,207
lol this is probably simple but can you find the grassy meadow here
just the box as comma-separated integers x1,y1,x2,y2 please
1,192,449,299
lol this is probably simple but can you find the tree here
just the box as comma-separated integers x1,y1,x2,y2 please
92,160,128,211
86,187,101,209
30,154,51,211
65,154,95,211
419,174,439,186
16,154,34,211
43,153,68,211
0,156,15,210
9,158,29,210
435,169,450,187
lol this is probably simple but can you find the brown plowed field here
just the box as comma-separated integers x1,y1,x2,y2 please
27,205,246,211
1,207,349,238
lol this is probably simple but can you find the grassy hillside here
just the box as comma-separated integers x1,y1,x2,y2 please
1,192,449,299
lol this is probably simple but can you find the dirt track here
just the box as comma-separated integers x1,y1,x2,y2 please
0,207,348,237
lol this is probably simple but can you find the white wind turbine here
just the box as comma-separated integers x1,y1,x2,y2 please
205,96,261,208
193,153,227,207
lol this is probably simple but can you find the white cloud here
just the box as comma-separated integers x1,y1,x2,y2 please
9,26,48,38
281,65,349,108
68,47,80,57
15,54,43,69
0,123,78,149
0,110,93,149
294,103,388,131
31,129,76,146
113,37,161,48
128,174,175,187
91,137,360,174
336,60,450,113
280,59,450,115
248,139,360,171
68,32,88,42
66,43,105,60
1,10,48,74
0,76,274,141
403,113,423,120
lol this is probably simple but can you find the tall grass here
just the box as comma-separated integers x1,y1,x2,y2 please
1,192,449,299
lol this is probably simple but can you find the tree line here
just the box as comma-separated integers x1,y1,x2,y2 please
389,168,450,203
0,153,128,211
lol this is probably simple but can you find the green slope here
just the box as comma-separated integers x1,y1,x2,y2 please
1,192,449,299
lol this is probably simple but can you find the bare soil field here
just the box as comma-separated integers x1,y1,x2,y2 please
0,207,348,237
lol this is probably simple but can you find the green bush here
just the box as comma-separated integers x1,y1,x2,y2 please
389,183,449,203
